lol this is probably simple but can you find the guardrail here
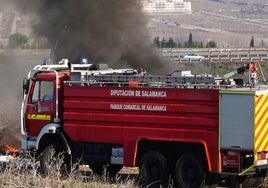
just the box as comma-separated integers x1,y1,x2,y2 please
160,48,268,63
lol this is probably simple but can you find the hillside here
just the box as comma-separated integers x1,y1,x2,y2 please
146,0,268,47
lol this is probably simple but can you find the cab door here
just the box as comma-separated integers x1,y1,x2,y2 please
25,79,55,136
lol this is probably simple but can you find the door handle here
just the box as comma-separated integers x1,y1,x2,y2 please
27,102,41,112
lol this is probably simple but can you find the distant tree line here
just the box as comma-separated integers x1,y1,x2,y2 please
153,33,264,48
0,32,261,50
153,32,217,48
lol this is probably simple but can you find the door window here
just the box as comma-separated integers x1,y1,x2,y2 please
31,81,53,103
40,81,53,102
32,81,39,103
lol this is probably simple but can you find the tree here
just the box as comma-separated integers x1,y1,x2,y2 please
153,37,161,48
8,33,29,49
250,36,255,47
206,40,217,48
261,40,265,48
161,38,167,48
194,41,203,48
166,38,177,48
188,32,193,48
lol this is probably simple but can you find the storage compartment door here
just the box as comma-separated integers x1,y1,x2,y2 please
220,93,254,149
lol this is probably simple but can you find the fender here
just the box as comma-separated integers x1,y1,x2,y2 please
134,137,213,171
36,123,71,155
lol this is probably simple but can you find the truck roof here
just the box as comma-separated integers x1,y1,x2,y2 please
28,59,267,92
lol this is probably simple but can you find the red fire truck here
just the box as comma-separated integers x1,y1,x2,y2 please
21,59,268,187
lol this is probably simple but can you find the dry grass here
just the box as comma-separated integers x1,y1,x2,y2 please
2,158,268,188
0,153,138,188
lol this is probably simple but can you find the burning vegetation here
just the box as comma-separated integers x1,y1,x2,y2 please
0,127,20,154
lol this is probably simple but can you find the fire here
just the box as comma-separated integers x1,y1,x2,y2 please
4,144,19,153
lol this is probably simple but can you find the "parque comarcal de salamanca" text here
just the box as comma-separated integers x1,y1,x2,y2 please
110,104,167,112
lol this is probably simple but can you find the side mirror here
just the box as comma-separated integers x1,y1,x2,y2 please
23,78,30,94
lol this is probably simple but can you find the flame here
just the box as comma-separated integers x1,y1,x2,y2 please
4,145,19,153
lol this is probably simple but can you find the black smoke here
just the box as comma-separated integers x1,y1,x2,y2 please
15,0,165,73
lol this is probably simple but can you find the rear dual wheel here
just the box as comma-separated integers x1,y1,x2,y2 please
139,150,169,188
174,153,207,188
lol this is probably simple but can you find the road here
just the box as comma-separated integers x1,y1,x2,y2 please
160,47,268,63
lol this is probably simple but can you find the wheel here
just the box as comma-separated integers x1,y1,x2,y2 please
174,153,206,188
139,150,169,188
39,143,70,177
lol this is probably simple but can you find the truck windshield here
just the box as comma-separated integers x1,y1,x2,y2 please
32,81,53,103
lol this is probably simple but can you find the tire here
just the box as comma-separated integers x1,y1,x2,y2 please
139,150,169,188
39,143,70,177
174,153,206,188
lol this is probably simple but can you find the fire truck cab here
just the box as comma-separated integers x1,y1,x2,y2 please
21,59,268,187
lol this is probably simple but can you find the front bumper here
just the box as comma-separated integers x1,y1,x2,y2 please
21,135,37,150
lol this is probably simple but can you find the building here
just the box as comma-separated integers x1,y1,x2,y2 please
141,0,191,13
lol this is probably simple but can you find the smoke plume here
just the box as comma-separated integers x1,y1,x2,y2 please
0,50,51,150
15,0,164,73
